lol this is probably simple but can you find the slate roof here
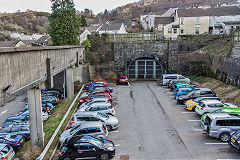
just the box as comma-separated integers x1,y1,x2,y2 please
154,17,174,26
178,6,240,17
0,41,15,47
35,35,51,43
99,22,123,31
88,24,102,33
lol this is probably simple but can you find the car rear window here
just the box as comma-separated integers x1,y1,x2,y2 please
165,76,177,79
120,77,127,79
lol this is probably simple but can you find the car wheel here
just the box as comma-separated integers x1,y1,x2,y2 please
99,153,109,160
106,125,112,131
192,106,196,111
220,133,230,142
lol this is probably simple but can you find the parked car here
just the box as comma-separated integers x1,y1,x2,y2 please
59,135,115,160
162,74,190,86
174,87,194,98
59,122,108,145
201,113,240,141
172,83,192,92
0,144,15,160
118,75,128,85
0,133,25,150
17,110,49,121
201,107,240,124
88,83,113,93
78,104,116,116
80,93,112,104
42,95,59,105
1,125,30,139
70,112,119,131
2,116,29,128
95,81,108,86
170,81,191,91
80,88,111,99
177,88,216,104
229,130,240,151
195,100,238,116
79,98,111,110
185,97,221,111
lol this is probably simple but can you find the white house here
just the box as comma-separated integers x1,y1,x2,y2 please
79,28,91,43
98,21,127,34
140,13,161,30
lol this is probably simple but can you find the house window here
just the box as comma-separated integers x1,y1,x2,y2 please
180,18,184,25
180,29,184,35
196,17,200,25
195,27,200,34
173,28,177,34
168,28,172,34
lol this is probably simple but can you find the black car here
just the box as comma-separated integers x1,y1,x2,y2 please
59,135,115,160
177,88,216,104
229,130,240,151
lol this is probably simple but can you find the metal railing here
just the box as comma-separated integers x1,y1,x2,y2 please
36,85,84,160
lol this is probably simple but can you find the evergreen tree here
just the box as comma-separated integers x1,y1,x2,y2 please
80,15,87,27
49,0,81,46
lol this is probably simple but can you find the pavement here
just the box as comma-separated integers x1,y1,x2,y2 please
110,81,240,160
0,93,27,127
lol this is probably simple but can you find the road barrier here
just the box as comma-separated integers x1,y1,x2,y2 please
36,85,84,160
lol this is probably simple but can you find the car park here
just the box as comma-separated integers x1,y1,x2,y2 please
70,112,119,131
0,144,15,160
0,133,25,150
118,75,128,85
1,125,31,139
195,100,238,116
59,135,115,160
59,122,108,145
162,74,190,86
201,113,240,142
185,97,221,111
2,116,29,128
78,104,116,116
177,88,216,104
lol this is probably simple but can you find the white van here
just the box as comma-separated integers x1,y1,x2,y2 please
161,74,190,85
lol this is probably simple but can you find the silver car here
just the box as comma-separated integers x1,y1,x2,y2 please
59,121,108,145
195,100,238,116
0,144,15,160
79,98,111,109
78,104,116,116
201,113,240,142
70,111,119,131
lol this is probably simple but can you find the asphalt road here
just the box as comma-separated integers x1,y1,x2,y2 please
110,81,240,160
0,93,26,127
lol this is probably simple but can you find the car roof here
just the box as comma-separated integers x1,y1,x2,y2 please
6,116,27,120
208,112,240,119
89,104,111,107
201,100,222,104
74,111,98,117
196,88,213,91
90,98,108,101
80,121,103,128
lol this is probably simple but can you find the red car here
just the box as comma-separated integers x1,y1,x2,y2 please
95,80,108,86
118,75,128,84
79,93,112,104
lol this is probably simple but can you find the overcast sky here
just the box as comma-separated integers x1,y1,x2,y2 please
0,0,138,14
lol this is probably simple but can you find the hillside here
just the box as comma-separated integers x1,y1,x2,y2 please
96,0,236,22
0,11,50,40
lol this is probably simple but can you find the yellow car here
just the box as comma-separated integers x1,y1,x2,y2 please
185,97,220,111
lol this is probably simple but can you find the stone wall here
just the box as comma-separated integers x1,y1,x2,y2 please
0,46,85,106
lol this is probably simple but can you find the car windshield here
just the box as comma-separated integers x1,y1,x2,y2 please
120,77,127,79
82,136,103,148
187,91,195,96
193,97,202,102
70,126,81,135
213,109,223,113
97,113,109,119
4,134,17,141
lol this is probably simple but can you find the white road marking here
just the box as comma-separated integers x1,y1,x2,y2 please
205,143,228,145
128,82,131,87
188,120,201,122
181,112,195,114
0,110,8,116
166,92,172,94
109,130,119,133
115,144,120,147
194,129,203,131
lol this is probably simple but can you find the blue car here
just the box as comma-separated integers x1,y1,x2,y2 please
88,83,113,93
174,87,193,98
0,133,25,150
2,116,29,128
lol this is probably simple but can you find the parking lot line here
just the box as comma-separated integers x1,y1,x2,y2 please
109,130,119,133
194,128,203,131
115,144,120,147
205,143,228,145
188,120,201,122
181,112,195,114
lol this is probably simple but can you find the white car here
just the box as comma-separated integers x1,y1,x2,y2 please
78,103,116,116
162,74,190,85
195,100,238,115
79,98,111,108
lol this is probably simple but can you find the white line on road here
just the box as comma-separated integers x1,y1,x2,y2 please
128,82,131,87
181,112,195,113
0,110,8,116
115,144,120,147
205,143,228,145
194,129,203,131
109,130,119,133
188,120,201,122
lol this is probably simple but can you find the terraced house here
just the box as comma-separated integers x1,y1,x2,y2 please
164,6,240,40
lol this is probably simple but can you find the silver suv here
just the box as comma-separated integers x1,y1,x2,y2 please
79,98,111,109
78,104,116,116
70,112,119,131
201,113,240,142
59,121,108,145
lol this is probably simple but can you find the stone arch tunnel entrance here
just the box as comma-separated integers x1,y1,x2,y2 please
128,56,163,79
